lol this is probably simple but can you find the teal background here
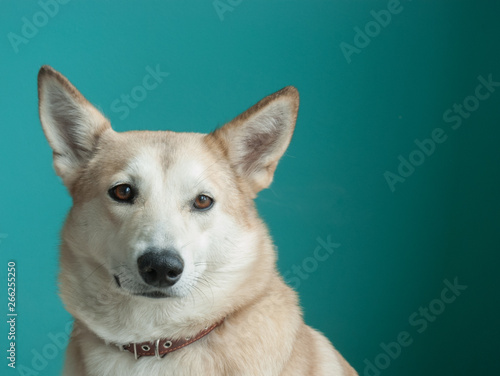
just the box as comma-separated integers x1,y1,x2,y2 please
1,0,499,375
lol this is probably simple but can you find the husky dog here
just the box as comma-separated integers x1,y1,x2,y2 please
38,65,357,376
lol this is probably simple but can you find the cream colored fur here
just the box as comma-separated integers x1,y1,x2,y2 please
37,65,357,376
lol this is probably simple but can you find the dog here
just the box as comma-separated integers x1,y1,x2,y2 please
38,65,357,376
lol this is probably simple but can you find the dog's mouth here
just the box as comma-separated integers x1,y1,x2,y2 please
137,290,170,299
113,274,171,299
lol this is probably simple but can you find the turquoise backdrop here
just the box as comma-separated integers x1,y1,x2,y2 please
1,1,499,375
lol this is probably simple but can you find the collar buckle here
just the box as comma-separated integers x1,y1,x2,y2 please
154,339,161,359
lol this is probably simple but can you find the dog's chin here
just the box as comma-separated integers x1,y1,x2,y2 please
114,274,174,299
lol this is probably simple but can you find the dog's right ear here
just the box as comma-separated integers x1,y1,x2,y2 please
38,65,111,188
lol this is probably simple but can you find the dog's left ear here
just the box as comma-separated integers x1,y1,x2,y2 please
211,86,299,197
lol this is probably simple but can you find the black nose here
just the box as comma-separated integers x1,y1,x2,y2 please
137,250,184,288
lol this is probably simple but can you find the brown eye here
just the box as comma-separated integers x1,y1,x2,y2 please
109,184,135,203
193,194,213,211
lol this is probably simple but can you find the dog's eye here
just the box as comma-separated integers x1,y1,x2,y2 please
193,194,213,211
109,184,135,203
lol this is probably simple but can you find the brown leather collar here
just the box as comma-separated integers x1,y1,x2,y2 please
115,319,224,359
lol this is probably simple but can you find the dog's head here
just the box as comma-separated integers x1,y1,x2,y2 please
38,66,298,333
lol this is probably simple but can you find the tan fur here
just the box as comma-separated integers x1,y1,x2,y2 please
38,65,357,375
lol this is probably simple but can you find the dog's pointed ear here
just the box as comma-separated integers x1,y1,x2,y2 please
38,65,111,188
211,86,299,197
